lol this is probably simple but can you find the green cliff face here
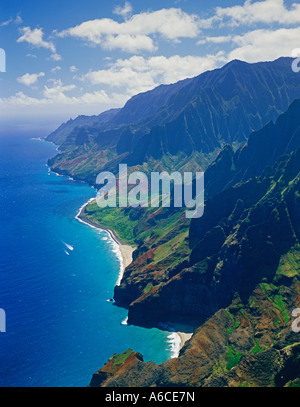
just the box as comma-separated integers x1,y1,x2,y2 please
113,101,300,327
46,58,300,387
88,101,300,387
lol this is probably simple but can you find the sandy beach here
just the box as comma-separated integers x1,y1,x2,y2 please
167,322,194,352
75,199,135,275
177,331,193,349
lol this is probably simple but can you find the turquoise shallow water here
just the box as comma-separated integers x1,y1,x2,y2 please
0,134,173,387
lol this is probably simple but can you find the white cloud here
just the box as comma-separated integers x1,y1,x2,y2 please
103,34,156,52
2,50,227,112
17,72,45,86
50,53,62,61
84,64,157,94
51,66,62,73
57,8,200,52
17,27,56,53
229,26,300,62
83,53,226,95
0,91,42,106
0,84,126,108
0,18,13,27
8,2,300,122
0,14,22,27
197,35,232,45
42,80,76,102
14,14,23,25
215,0,300,26
113,1,133,20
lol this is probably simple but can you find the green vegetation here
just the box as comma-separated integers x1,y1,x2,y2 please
211,357,226,376
83,202,138,246
153,231,189,266
240,309,246,318
250,339,262,355
274,295,290,324
226,321,240,337
136,209,188,243
259,282,277,298
83,199,191,284
287,380,300,387
110,350,134,374
144,283,153,294
259,283,291,326
276,245,300,279
225,345,243,371
226,310,235,325
239,382,250,387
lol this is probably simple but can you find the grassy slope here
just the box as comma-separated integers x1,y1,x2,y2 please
81,200,191,300
83,201,138,246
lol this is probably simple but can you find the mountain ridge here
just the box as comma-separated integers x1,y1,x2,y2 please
44,57,300,387
88,99,300,388
47,57,300,182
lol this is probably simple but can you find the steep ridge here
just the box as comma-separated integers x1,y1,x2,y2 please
47,57,300,181
204,98,300,197
89,102,300,388
46,108,120,146
125,58,300,165
111,76,195,126
113,100,300,324
126,146,300,325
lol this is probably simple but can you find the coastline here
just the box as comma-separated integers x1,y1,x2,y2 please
75,198,135,284
177,331,193,350
75,198,192,356
40,138,190,361
164,323,193,357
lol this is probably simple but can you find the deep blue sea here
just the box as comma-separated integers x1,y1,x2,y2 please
0,133,175,387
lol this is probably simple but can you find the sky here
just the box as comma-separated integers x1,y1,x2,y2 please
0,0,300,133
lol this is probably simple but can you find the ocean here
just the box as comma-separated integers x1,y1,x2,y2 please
0,133,178,387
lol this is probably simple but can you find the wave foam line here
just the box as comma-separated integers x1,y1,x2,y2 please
167,331,181,359
121,317,129,326
75,199,124,286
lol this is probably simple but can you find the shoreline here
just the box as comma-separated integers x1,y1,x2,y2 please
41,141,191,358
75,198,135,284
163,323,193,357
177,331,193,350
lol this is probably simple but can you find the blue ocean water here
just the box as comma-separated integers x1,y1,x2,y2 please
0,133,173,387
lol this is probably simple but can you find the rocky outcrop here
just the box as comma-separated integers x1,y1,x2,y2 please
90,280,300,387
89,350,161,388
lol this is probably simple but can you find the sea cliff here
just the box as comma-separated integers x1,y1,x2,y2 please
45,59,300,387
